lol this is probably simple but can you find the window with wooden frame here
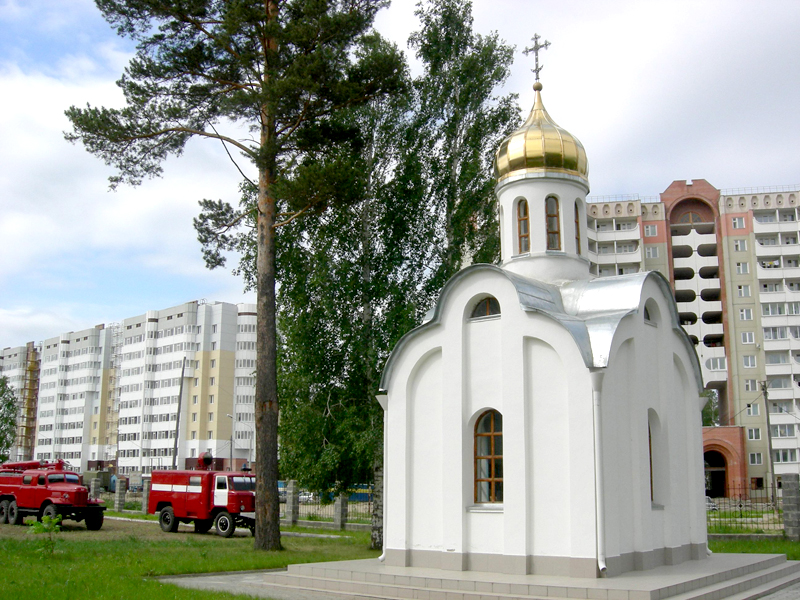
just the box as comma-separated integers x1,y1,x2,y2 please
574,201,581,255
517,199,530,253
546,196,561,250
475,410,503,503
470,296,501,318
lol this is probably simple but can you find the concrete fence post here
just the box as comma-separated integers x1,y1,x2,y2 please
782,473,800,541
114,478,127,512
287,480,299,526
334,492,348,530
90,478,100,501
141,479,151,515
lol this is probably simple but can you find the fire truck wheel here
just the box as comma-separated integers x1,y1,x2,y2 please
214,511,235,538
159,507,180,533
8,501,23,525
194,519,213,534
0,500,9,525
85,511,104,531
42,504,58,521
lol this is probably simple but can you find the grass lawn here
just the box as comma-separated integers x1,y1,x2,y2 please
710,537,800,561
0,518,378,599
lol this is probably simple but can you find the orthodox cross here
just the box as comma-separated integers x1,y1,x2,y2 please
523,34,550,82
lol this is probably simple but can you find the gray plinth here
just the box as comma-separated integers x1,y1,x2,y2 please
141,479,151,514
114,478,127,512
333,492,348,530
783,473,800,541
286,480,299,526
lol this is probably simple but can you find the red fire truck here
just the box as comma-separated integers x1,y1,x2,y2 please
148,469,256,537
0,459,105,530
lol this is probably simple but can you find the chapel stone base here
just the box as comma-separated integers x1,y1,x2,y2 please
385,543,709,578
162,553,800,600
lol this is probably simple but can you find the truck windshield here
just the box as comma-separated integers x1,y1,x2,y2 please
48,474,80,484
230,476,255,491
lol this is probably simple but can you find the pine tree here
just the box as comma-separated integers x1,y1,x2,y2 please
65,0,404,551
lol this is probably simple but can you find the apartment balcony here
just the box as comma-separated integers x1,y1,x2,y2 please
766,387,796,402
753,220,800,234
764,338,793,352
765,363,793,376
673,254,719,271
594,253,619,265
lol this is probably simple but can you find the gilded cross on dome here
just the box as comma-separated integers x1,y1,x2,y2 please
523,34,550,85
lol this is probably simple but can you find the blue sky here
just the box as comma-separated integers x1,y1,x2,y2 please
2,0,800,348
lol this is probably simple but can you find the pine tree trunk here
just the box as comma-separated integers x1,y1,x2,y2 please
254,1,281,550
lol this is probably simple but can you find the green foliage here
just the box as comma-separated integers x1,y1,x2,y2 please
409,0,520,292
710,537,800,560
276,0,520,501
701,389,720,426
27,514,62,556
0,375,17,463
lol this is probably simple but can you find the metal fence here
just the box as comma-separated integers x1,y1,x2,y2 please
279,488,373,524
706,486,783,534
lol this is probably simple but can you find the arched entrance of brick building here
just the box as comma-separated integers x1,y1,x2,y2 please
704,450,727,498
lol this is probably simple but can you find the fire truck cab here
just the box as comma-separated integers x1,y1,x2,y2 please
0,460,105,530
148,469,255,537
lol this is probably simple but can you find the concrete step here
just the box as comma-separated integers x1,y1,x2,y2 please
257,556,800,600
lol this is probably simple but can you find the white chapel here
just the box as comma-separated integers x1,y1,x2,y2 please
376,80,708,578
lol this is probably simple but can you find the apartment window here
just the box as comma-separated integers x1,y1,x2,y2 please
209,377,215,386
736,262,749,274
208,412,214,422
788,302,800,315
739,308,753,321
191,431,197,440
617,242,637,253
517,199,530,253
208,431,213,440
209,395,214,404
210,359,216,369
212,324,218,334
763,327,788,340
705,357,726,371
771,401,792,414
734,239,747,252
765,352,789,365
738,285,751,297
644,224,657,237
192,395,198,405
194,378,199,386
762,303,785,316
192,412,197,422
211,342,217,350
762,282,783,293
774,449,798,463
771,424,796,438
475,410,503,503
743,355,757,368
741,331,755,344
545,196,560,251
732,217,745,229
574,201,581,256
749,452,762,466
645,246,659,259
745,381,759,394
748,428,761,441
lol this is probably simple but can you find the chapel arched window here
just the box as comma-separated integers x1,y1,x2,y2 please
546,196,561,250
475,410,503,503
517,199,530,253
470,297,501,318
574,201,581,256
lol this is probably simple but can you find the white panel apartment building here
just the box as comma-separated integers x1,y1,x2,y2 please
586,180,800,493
19,300,257,475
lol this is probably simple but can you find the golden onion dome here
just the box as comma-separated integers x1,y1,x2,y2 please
494,82,588,186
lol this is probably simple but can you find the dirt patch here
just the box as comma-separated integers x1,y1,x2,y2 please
0,516,253,542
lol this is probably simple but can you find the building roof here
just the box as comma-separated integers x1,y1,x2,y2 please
379,265,703,393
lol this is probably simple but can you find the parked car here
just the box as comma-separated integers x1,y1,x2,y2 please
298,491,313,504
705,497,718,511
